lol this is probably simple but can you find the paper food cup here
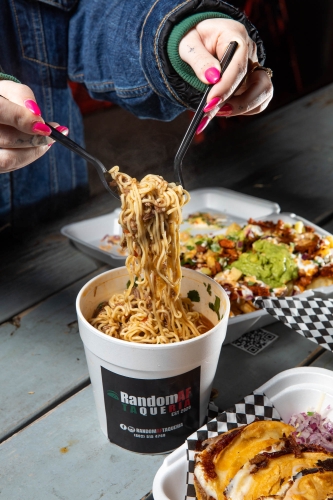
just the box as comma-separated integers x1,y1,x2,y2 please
76,267,229,454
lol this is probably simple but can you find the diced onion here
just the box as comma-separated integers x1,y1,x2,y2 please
289,408,333,451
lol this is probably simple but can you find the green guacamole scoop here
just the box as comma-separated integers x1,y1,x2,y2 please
231,240,298,288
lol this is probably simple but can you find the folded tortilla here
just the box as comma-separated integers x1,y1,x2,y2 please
194,420,294,500
225,452,331,500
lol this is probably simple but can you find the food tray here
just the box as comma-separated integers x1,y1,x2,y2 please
62,188,279,344
152,366,333,500
61,187,280,268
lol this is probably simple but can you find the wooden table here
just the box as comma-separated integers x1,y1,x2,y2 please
1,83,333,499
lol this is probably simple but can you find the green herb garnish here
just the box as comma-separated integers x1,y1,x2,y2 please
210,243,221,253
187,290,200,302
209,295,221,320
126,277,138,288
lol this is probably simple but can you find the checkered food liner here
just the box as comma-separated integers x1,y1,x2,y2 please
185,391,282,500
255,296,333,352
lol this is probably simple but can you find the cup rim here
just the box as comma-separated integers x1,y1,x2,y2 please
76,267,230,350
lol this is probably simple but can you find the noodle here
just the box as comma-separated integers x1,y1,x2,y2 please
90,166,212,344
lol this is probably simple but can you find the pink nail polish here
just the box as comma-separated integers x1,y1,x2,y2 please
56,125,69,136
24,99,41,116
204,67,221,84
196,116,210,135
32,122,52,135
216,103,233,116
203,97,222,113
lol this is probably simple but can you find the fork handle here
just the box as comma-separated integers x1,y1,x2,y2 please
47,124,107,173
174,41,238,186
47,124,120,199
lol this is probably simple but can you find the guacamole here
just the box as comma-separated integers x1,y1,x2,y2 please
231,240,298,288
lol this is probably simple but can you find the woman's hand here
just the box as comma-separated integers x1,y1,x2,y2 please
179,18,273,130
0,80,68,173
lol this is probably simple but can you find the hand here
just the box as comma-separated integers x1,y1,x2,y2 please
179,19,273,128
0,80,68,173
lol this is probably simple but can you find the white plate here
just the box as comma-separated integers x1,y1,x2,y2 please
152,366,333,500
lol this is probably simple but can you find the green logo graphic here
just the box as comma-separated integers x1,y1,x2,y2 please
107,390,119,400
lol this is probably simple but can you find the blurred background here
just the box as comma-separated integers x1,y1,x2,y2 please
74,0,333,196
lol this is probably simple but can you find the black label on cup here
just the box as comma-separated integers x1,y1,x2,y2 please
101,366,201,453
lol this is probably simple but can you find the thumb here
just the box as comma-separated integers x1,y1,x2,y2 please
179,28,221,84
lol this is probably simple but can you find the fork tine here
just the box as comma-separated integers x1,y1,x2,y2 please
47,124,120,200
173,41,238,189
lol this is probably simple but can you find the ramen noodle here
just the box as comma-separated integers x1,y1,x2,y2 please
90,167,213,344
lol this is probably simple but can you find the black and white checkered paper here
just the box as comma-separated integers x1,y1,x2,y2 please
185,390,282,500
255,296,333,352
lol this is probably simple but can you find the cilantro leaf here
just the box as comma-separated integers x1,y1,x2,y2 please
187,290,200,302
209,295,221,320
210,243,221,253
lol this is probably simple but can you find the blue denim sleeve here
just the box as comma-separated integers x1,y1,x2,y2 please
68,0,265,121
68,0,184,121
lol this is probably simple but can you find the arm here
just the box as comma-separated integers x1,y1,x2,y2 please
68,0,271,121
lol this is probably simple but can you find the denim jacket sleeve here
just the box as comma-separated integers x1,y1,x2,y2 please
68,0,265,121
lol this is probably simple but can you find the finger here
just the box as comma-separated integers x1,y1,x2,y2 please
241,94,272,115
0,122,65,148
0,81,49,135
0,125,52,148
0,145,51,173
0,80,37,107
179,29,222,84
222,70,273,116
205,34,250,104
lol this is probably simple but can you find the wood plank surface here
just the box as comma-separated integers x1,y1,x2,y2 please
212,321,325,412
0,386,165,500
183,84,333,222
0,195,117,324
0,269,107,442
311,349,333,370
84,83,333,224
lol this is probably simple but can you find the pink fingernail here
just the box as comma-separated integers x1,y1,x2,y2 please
204,67,221,84
32,122,52,135
24,99,41,116
196,116,210,135
203,97,222,113
56,125,69,136
216,103,233,116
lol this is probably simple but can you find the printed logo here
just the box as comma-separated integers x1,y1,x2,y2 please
101,366,201,453
107,390,119,400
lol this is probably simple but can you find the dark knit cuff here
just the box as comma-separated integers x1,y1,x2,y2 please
0,73,21,84
167,12,232,93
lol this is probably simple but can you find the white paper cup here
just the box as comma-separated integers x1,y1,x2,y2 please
76,267,229,454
